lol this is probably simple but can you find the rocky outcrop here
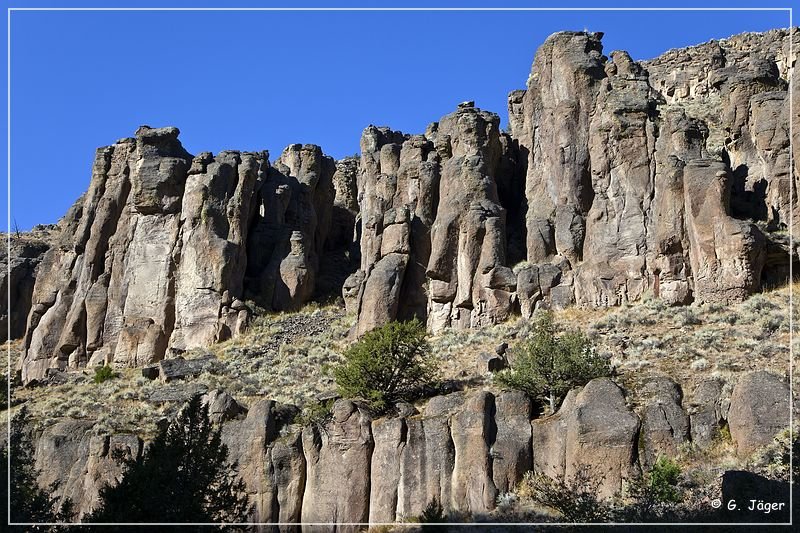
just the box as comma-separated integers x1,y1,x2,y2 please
645,29,799,284
34,419,142,520
21,129,338,383
343,125,435,335
23,127,193,381
728,371,791,457
26,370,793,524
645,30,794,230
301,400,372,532
638,377,690,469
245,144,335,312
221,399,304,531
492,391,533,494
687,378,725,447
532,378,639,498
21,28,797,377
1,232,53,341
508,29,793,312
426,108,518,331
345,103,517,335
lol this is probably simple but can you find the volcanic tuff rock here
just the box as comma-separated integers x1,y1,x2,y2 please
21,128,339,383
638,376,691,470
508,30,795,312
18,28,799,382
728,371,791,457
24,371,792,525
245,144,336,312
532,378,640,498
34,419,143,520
2,231,53,341
344,103,519,335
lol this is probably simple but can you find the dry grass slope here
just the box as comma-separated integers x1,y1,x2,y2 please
3,283,795,441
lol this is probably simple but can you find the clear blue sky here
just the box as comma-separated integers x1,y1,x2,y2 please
2,1,791,230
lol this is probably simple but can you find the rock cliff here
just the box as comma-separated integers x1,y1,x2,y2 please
30,372,791,527
17,28,798,383
21,130,340,383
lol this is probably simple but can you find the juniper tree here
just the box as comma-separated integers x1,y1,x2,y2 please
86,394,250,527
3,407,74,528
496,311,610,412
334,318,437,412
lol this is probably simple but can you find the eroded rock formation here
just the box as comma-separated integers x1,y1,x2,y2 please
30,372,792,525
19,28,798,381
343,103,519,335
22,129,338,383
2,230,53,341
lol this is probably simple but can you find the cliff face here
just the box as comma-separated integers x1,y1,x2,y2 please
18,28,798,383
32,372,791,527
20,129,339,383
508,30,794,312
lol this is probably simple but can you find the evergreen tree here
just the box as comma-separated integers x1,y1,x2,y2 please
496,311,610,412
334,318,437,412
3,407,74,530
86,395,251,527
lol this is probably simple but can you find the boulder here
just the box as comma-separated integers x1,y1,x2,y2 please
532,379,639,499
638,376,690,469
477,351,506,374
157,354,215,383
688,378,725,447
202,389,245,424
728,371,790,457
301,400,373,532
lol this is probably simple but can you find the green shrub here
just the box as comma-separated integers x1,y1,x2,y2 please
334,318,437,412
495,311,610,412
296,399,334,427
517,458,683,523
516,468,612,522
621,456,683,520
93,365,116,384
648,456,682,503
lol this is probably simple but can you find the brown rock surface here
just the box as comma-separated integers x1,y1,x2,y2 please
532,379,639,498
638,376,690,469
21,130,337,383
1,231,54,341
688,378,725,447
728,371,790,457
221,399,304,529
507,29,794,313
33,419,142,519
301,400,373,532
21,29,797,379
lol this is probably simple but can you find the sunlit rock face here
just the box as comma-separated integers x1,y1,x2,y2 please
21,128,338,383
21,29,798,381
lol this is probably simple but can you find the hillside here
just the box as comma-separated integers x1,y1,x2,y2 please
3,27,798,530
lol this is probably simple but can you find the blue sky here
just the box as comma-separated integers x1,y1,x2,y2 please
2,1,792,230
